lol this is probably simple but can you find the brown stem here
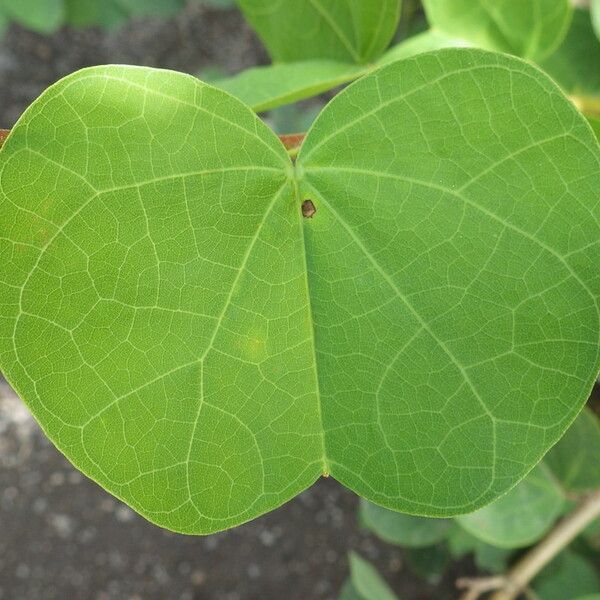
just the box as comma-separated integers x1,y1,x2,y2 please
458,488,600,600
0,129,9,149
278,133,305,151
489,488,600,600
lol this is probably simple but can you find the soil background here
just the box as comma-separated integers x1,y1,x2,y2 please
0,4,475,599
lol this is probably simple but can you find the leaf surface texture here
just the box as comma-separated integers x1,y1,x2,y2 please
1,50,599,533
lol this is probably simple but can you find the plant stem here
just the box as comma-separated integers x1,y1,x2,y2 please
459,488,600,600
457,576,507,600
0,129,9,149
279,133,306,160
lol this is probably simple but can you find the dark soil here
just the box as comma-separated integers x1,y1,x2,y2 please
0,5,474,599
0,380,475,600
0,3,268,128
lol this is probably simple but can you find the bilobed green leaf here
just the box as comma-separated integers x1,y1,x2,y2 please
236,0,402,64
457,464,565,548
0,0,65,33
349,553,400,600
360,499,452,548
1,50,600,534
540,9,600,97
217,60,368,113
545,408,600,493
422,0,572,60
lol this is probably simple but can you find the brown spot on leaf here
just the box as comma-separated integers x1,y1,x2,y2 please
302,199,316,219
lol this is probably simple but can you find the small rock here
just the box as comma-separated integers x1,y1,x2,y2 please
49,514,74,539
191,569,206,586
32,497,47,514
16,563,30,579
49,471,65,486
247,563,261,579
115,505,135,523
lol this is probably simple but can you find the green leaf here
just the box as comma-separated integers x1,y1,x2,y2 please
457,464,565,548
216,29,466,115
0,0,65,33
339,580,363,600
114,0,186,18
379,30,472,65
575,596,600,600
404,545,449,584
0,12,8,35
64,0,186,29
446,526,511,573
545,407,600,493
349,553,400,600
236,0,402,64
589,118,600,143
360,499,452,548
195,0,235,7
64,0,126,28
592,0,600,42
0,65,323,534
584,517,600,548
446,525,479,558
297,50,600,517
1,50,600,534
422,0,572,60
217,60,368,113
540,8,600,97
470,541,512,574
533,551,600,600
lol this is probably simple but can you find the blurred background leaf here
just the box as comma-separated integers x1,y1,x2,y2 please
456,464,565,549
360,500,452,548
533,551,600,600
341,553,400,600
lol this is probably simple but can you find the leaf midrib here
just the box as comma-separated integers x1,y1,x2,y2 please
292,171,330,476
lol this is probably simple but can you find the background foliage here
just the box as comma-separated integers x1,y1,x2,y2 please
0,0,234,35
